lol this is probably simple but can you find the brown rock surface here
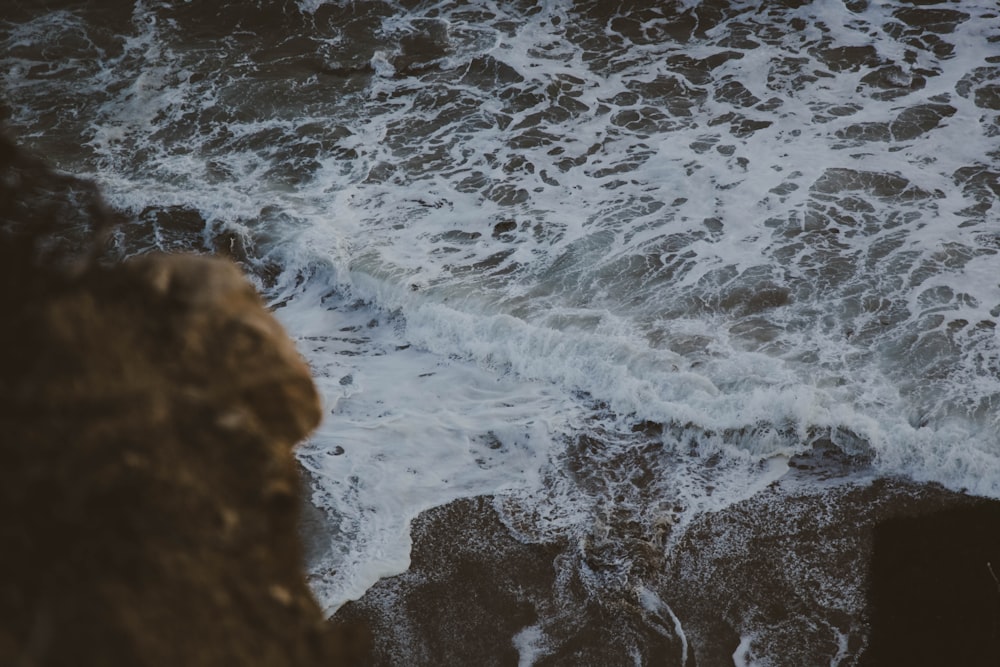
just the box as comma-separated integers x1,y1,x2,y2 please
333,452,1000,665
0,137,366,666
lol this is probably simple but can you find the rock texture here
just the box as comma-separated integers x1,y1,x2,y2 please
334,463,1000,666
866,502,1000,666
0,137,366,665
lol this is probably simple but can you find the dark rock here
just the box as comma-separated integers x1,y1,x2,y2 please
890,103,956,141
333,496,683,666
718,281,791,315
667,52,744,87
865,503,1000,666
836,121,893,143
858,64,927,101
333,497,566,666
392,19,450,76
812,168,921,198
668,478,995,667
332,446,1000,665
837,103,956,145
892,7,969,34
957,67,1000,111
975,85,1000,111
492,219,518,238
714,80,761,108
0,136,367,666
817,45,881,73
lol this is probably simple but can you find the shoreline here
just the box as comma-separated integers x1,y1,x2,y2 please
324,455,1000,665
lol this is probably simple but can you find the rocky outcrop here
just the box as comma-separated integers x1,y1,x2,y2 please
333,462,1000,666
866,502,1000,666
0,137,367,665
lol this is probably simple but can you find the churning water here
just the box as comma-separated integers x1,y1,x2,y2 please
4,0,999,662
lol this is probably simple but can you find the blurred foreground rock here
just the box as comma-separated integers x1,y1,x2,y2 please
0,137,367,666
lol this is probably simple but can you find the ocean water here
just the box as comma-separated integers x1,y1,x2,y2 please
4,0,999,662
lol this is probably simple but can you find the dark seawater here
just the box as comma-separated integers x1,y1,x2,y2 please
4,1,1000,663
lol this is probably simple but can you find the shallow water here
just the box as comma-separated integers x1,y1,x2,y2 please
4,0,999,661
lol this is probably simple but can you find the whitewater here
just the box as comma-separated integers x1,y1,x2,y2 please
3,0,999,662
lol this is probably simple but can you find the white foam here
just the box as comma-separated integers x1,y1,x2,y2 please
278,279,585,609
512,623,551,667
637,586,688,666
732,634,757,667
6,0,1000,620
